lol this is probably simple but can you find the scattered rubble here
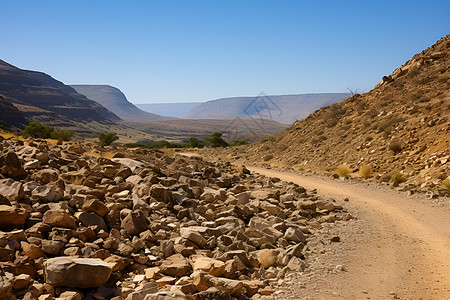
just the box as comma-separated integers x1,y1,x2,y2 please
0,138,351,299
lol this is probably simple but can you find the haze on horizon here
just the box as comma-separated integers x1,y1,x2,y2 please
1,0,449,104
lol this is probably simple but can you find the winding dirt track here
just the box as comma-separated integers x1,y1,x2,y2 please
248,166,450,299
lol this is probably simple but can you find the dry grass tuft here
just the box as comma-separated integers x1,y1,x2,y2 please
336,165,351,178
442,179,450,193
391,172,406,184
162,147,175,158
359,165,372,179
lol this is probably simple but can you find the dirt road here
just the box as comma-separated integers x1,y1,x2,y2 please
247,166,450,300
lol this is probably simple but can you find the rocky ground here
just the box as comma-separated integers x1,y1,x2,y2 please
0,138,352,300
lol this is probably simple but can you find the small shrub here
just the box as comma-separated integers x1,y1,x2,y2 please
186,137,204,148
391,172,406,184
50,130,74,141
0,121,6,130
389,139,403,154
336,165,351,178
162,147,175,157
442,179,450,193
359,165,372,179
229,140,248,146
22,122,53,138
204,132,228,147
98,132,119,146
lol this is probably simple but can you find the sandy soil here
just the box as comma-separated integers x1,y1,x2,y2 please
247,166,450,300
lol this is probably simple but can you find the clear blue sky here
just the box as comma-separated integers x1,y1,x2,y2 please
1,1,449,103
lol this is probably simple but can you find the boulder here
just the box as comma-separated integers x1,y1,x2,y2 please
82,198,109,217
284,227,306,243
0,151,27,179
41,240,65,256
180,227,208,248
159,254,191,277
190,255,225,277
44,257,112,288
193,287,231,300
121,210,148,236
74,211,107,231
0,179,25,202
0,205,27,229
43,210,76,228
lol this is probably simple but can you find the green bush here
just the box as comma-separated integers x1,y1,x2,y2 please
391,172,406,184
22,122,53,138
229,140,248,146
98,132,119,146
185,137,204,148
0,121,6,130
204,132,228,147
50,130,74,141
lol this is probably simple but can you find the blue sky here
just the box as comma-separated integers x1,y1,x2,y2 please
1,1,449,103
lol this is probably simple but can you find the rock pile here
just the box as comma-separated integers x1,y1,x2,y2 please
0,138,349,299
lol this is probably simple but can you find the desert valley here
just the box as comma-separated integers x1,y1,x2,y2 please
0,2,449,300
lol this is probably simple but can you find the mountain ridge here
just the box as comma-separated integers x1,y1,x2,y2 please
71,85,175,121
182,93,350,124
0,59,120,130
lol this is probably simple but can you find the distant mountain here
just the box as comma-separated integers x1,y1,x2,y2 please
71,85,174,121
182,93,350,124
0,59,120,129
136,102,202,118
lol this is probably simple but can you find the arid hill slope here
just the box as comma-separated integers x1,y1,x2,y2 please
0,59,120,130
241,35,450,190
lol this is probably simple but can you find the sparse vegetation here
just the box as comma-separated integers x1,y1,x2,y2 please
98,132,119,146
0,120,6,130
126,137,205,149
391,172,406,184
337,165,351,178
21,122,74,141
22,122,53,138
204,132,228,147
359,165,372,179
50,129,74,141
229,140,248,146
442,179,450,193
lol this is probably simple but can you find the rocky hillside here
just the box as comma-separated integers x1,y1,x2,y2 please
183,93,349,125
0,137,350,299
0,59,120,130
71,85,174,121
238,35,449,192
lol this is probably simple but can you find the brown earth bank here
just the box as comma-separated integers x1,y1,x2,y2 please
0,137,353,300
223,35,449,194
